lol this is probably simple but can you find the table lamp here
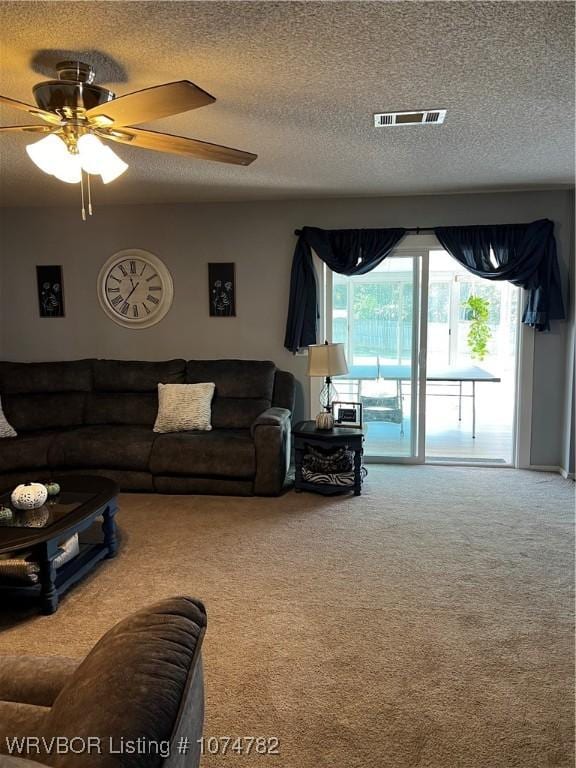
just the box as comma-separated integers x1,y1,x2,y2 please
307,341,349,429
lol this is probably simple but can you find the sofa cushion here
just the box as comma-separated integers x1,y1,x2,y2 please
0,431,57,473
55,469,154,492
2,394,86,432
39,597,206,768
0,360,93,395
49,426,156,471
0,360,92,433
94,359,186,392
85,393,158,426
186,361,275,430
186,359,275,400
150,429,256,478
211,397,270,429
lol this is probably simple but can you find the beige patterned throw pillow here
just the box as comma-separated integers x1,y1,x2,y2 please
0,397,16,438
153,382,215,433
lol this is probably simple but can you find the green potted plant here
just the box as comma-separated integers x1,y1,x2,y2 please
463,295,491,361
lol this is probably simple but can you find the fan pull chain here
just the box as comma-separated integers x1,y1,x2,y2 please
79,171,94,220
80,170,86,221
87,172,93,216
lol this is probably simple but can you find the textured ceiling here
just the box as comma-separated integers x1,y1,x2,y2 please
0,0,574,206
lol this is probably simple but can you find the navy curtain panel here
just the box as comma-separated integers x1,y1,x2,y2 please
434,218,565,332
284,226,406,352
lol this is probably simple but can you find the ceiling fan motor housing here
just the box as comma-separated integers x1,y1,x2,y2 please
33,61,115,113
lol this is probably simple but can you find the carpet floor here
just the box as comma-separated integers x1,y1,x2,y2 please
0,466,574,767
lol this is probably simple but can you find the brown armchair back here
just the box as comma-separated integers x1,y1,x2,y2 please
0,597,207,768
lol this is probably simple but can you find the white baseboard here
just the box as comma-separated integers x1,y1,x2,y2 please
529,464,575,480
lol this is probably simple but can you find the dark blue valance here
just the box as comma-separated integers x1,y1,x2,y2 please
284,219,565,352
434,218,565,332
284,226,406,352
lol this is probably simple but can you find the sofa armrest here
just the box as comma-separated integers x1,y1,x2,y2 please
250,407,291,437
0,656,80,708
252,408,292,495
0,757,52,767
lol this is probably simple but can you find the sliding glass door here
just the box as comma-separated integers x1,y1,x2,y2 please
425,250,519,463
326,239,519,464
330,253,427,461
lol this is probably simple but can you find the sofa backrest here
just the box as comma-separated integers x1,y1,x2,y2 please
85,359,186,427
272,369,296,412
187,359,276,429
0,360,94,432
0,359,295,432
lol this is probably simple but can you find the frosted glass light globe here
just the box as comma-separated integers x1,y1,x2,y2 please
77,133,106,174
26,134,81,183
26,135,68,175
52,151,82,183
99,146,129,183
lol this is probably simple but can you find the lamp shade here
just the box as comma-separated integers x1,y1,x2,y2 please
307,343,348,377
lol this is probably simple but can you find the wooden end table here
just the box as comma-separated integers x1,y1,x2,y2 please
293,420,365,496
0,475,119,614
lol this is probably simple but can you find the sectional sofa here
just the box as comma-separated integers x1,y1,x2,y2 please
0,358,295,496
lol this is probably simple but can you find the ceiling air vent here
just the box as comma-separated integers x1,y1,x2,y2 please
374,109,447,127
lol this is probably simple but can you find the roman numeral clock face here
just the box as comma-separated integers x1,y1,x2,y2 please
98,250,173,328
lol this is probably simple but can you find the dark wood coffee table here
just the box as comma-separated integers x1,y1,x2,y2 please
0,475,119,614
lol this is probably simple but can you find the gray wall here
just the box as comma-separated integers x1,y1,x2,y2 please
0,189,572,467
561,189,575,476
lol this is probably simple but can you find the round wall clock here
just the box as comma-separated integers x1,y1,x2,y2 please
97,249,174,328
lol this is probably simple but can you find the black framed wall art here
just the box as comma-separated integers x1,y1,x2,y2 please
36,265,65,318
208,262,236,317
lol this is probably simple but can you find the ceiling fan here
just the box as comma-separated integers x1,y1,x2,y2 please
0,61,257,217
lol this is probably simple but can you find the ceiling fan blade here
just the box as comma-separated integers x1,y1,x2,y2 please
101,126,257,166
86,81,215,128
0,95,62,126
0,124,55,134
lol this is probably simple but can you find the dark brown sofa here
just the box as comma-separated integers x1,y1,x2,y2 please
0,596,207,767
0,359,295,496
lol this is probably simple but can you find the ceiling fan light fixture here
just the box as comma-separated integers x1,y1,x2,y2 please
5,61,255,218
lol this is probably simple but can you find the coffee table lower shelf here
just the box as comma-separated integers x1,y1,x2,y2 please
0,539,114,613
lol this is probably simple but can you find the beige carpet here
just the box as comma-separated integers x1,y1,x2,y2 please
0,466,574,767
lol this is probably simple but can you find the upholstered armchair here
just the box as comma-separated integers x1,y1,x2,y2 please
0,596,207,767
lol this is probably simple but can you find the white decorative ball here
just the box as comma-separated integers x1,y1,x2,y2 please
11,482,48,510
315,411,335,430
